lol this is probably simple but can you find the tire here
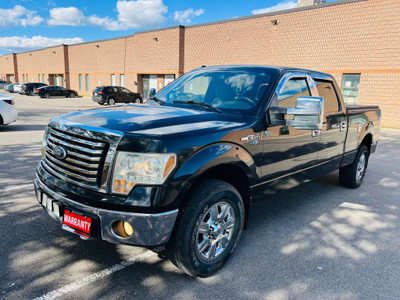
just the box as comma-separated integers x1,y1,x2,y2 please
339,145,370,188
44,93,51,99
29,90,34,96
166,179,245,277
107,98,115,105
133,97,142,104
69,92,76,98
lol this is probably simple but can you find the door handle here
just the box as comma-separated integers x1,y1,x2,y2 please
340,121,347,132
312,130,321,137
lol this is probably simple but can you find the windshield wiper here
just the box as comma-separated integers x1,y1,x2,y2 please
149,96,165,105
173,100,221,113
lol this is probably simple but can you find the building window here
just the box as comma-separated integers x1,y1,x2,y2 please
341,74,361,104
111,74,116,86
42,74,45,83
79,74,83,90
120,74,125,87
38,74,41,82
85,74,89,91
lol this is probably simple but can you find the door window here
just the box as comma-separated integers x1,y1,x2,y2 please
277,78,311,108
315,80,340,113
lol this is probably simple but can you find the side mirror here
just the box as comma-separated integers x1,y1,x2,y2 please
268,96,324,130
149,88,156,98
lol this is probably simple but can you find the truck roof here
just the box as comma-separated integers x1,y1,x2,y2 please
196,64,333,79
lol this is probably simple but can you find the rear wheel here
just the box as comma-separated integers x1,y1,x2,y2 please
339,145,370,188
44,93,51,99
108,98,115,105
166,179,244,277
29,90,34,96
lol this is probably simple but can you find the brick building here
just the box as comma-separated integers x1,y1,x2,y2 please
0,0,399,128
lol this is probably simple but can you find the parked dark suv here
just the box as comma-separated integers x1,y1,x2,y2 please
37,86,78,98
21,83,48,95
92,86,142,105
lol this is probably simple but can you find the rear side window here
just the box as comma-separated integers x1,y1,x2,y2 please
315,80,340,113
94,87,102,92
277,78,311,108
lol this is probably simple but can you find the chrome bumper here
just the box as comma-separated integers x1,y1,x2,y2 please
34,177,178,247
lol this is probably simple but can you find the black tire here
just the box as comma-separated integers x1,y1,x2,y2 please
29,90,34,96
339,145,370,188
107,98,115,105
69,92,76,98
44,93,51,99
166,179,244,277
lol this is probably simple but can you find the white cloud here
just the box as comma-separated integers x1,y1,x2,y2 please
0,36,84,53
173,8,204,24
86,15,126,31
46,0,168,31
0,5,44,28
116,0,168,29
47,7,86,26
252,0,297,15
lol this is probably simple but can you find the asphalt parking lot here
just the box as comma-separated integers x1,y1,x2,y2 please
1,93,400,300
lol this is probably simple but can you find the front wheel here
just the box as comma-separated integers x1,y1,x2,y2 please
133,97,142,104
166,179,244,277
69,92,76,98
339,145,370,188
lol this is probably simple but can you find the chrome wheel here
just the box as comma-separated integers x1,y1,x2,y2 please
356,153,366,182
196,202,236,261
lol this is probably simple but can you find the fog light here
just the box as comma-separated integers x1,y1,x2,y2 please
112,220,134,238
123,221,133,236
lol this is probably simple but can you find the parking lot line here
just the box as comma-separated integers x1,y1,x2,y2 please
33,251,155,300
0,183,33,193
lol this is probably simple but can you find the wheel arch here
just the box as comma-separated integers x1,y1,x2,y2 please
170,143,258,228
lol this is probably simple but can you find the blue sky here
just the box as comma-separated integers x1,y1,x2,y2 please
0,0,338,55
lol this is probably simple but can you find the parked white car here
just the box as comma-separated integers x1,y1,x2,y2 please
13,83,25,94
0,93,18,126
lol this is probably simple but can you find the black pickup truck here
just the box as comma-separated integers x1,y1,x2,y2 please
34,65,380,277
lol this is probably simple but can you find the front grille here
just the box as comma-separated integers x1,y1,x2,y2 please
42,127,109,188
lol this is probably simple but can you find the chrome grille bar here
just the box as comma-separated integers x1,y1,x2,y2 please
48,136,104,155
43,159,98,183
45,154,99,175
47,140,101,161
50,128,105,147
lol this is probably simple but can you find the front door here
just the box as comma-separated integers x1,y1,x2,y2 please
259,73,320,191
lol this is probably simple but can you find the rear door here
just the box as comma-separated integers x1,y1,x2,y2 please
313,75,347,171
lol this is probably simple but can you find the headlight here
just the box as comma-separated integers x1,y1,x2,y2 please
111,152,177,195
41,127,50,158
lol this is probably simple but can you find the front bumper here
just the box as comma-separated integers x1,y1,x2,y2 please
34,177,178,247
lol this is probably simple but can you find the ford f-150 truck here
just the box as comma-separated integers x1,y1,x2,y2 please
34,65,380,277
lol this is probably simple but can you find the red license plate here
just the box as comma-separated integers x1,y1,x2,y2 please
63,209,92,238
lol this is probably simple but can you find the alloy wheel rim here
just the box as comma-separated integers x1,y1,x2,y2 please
196,201,236,261
356,153,366,182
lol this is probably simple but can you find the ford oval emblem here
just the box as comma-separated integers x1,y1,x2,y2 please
53,145,68,160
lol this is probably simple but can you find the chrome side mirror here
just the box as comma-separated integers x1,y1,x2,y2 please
268,96,324,130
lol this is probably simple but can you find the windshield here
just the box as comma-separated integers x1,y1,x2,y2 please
155,67,277,115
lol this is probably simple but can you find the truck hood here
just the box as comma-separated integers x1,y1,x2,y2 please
59,103,251,137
